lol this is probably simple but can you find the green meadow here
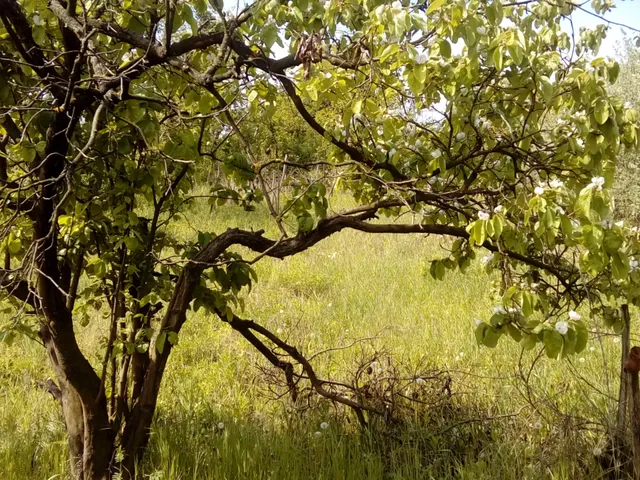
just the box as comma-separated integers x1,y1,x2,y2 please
0,197,631,479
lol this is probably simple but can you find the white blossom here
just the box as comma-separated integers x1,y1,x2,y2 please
614,337,621,344
389,148,397,157
531,283,539,289
508,307,521,314
569,310,581,321
549,179,564,189
478,211,490,221
431,149,442,159
456,132,467,141
483,120,492,130
122,50,136,62
555,321,569,335
415,139,423,148
533,422,543,430
475,319,483,326
589,346,596,352
534,186,545,196
630,258,639,272
615,220,624,227
494,205,503,214
589,176,605,191
576,139,584,148
323,0,331,9
414,53,428,65
33,14,43,26
476,26,487,35
391,0,402,9
439,59,447,68
277,328,283,334
481,253,494,264
600,219,613,229
579,357,586,363
493,305,507,315
415,377,426,385
314,431,322,437
327,303,332,308
320,422,329,429
625,101,633,109
593,447,603,456
460,87,469,96
217,422,225,430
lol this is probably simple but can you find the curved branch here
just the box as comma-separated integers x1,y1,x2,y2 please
227,313,378,426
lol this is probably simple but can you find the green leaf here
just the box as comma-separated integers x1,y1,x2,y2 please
7,238,21,255
543,330,563,359
439,40,451,58
156,331,167,354
612,251,629,280
263,23,280,50
576,187,592,217
429,260,445,280
483,326,501,348
352,99,363,115
297,215,314,232
520,333,537,351
574,321,588,354
522,291,534,318
474,220,486,246
167,331,179,345
492,47,503,71
608,61,620,84
414,64,427,84
506,324,522,342
306,84,318,101
561,328,577,357
380,44,399,62
408,72,424,95
426,0,445,14
475,323,501,348
594,100,609,125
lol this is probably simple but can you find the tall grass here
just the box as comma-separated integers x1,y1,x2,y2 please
0,197,632,479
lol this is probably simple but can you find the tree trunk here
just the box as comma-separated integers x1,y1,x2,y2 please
631,372,640,478
618,305,631,439
41,326,114,479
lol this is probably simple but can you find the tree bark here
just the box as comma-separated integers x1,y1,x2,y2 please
32,109,114,480
618,305,631,439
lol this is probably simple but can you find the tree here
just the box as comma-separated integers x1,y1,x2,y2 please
1,0,639,478
611,39,640,222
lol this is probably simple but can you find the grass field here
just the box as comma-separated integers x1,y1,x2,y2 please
0,196,633,479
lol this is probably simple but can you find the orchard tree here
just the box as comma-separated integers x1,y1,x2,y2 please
1,0,640,478
612,40,640,222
